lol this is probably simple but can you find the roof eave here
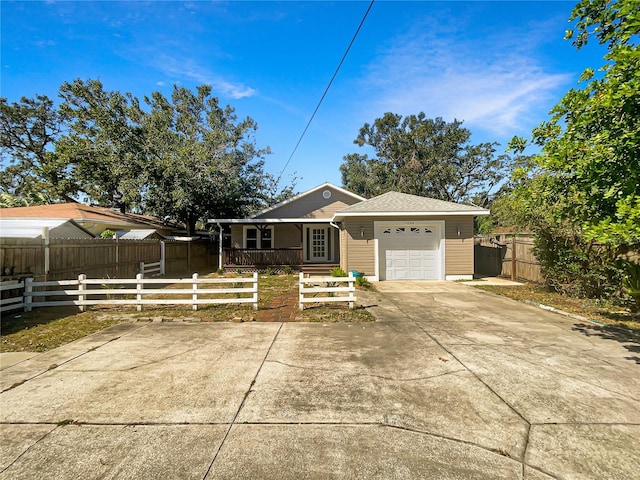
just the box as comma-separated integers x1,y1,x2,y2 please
209,218,332,224
333,210,490,221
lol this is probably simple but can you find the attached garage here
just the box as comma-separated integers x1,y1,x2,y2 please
333,191,490,281
376,222,444,280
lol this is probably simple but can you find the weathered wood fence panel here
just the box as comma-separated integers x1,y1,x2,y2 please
0,238,217,281
474,235,543,283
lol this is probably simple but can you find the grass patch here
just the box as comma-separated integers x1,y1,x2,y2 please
1,274,374,352
474,283,640,332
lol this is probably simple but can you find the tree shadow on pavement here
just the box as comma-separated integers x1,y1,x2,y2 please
572,322,640,364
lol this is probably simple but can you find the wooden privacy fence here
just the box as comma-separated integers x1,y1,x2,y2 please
0,237,214,281
0,273,258,313
299,272,355,310
474,235,543,283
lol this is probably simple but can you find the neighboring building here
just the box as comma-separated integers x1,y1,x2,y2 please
0,219,94,239
211,183,490,281
0,203,176,238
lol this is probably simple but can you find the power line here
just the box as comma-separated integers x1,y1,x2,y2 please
275,0,375,186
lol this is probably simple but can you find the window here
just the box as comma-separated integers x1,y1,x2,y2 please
244,227,273,249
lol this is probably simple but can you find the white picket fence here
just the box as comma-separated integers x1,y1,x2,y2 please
298,272,355,310
140,260,164,277
0,273,258,313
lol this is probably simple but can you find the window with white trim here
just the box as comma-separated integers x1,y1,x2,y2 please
243,226,273,249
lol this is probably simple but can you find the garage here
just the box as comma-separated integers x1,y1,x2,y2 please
377,222,444,280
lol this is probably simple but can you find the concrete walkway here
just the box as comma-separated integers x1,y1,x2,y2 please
1,282,638,479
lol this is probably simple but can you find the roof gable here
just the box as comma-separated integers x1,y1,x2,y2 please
333,191,490,218
252,183,365,220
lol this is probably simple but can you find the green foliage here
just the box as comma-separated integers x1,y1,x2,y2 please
533,222,623,299
498,0,639,299
355,276,370,287
619,260,640,311
100,229,116,239
283,265,293,275
142,84,271,235
265,267,276,276
215,268,225,275
330,267,347,277
340,113,510,202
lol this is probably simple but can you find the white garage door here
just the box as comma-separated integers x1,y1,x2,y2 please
378,224,443,280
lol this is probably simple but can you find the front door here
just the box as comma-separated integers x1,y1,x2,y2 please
305,226,331,262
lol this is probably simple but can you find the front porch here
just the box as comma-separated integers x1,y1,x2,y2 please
222,247,339,275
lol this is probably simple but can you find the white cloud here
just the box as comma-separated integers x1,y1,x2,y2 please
150,54,257,99
359,24,570,137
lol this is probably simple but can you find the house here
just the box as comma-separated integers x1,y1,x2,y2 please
0,203,176,238
0,219,94,239
211,183,490,280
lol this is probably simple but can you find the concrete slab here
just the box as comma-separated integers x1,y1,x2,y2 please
0,424,227,480
1,323,280,424
208,424,523,480
0,352,40,371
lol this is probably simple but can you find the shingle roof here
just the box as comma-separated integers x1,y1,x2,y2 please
334,191,489,217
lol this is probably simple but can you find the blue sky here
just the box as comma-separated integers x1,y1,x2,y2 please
1,1,607,193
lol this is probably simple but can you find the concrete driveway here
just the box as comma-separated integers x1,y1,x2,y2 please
1,282,639,479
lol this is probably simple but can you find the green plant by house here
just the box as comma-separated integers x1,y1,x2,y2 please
100,229,116,239
330,267,347,277
355,276,370,288
265,267,276,276
283,265,293,275
215,268,225,275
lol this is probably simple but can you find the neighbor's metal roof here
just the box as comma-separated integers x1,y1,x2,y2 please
0,218,92,238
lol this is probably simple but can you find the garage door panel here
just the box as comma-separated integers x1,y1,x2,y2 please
378,222,443,281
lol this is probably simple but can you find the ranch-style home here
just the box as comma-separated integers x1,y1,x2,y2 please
210,183,489,281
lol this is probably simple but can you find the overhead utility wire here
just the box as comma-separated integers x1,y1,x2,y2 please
275,0,375,186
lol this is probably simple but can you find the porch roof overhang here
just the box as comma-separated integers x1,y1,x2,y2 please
208,218,331,225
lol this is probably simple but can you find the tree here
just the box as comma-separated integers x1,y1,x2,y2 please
340,113,510,202
0,95,77,203
56,79,146,211
505,0,639,297
142,85,271,235
525,0,639,252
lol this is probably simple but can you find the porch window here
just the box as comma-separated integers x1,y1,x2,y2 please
243,226,273,249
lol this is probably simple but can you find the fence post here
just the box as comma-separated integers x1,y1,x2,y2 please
511,235,517,281
78,274,86,312
24,277,33,312
136,273,143,312
192,273,199,311
139,262,145,278
42,227,50,282
160,241,166,276
252,272,259,310
348,271,355,309
298,272,305,310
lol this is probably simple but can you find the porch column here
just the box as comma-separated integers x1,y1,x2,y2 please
217,223,223,270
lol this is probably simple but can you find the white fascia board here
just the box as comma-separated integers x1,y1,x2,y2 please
208,218,330,224
333,210,490,221
248,183,365,219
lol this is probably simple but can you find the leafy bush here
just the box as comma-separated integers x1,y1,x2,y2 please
355,276,370,287
330,267,347,277
620,260,640,311
265,267,276,276
533,224,624,298
283,265,293,275
215,268,225,275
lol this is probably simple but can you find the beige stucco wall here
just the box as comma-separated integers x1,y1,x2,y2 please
340,216,476,277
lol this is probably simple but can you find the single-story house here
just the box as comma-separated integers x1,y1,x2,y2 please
0,219,94,239
211,183,489,281
0,203,176,238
